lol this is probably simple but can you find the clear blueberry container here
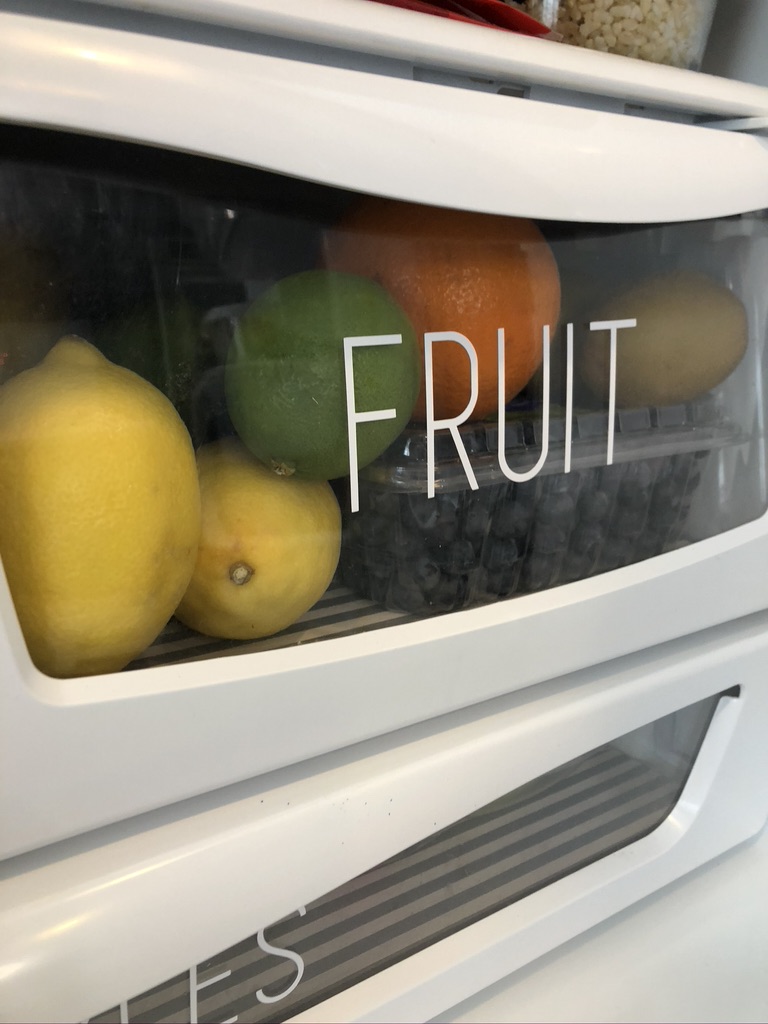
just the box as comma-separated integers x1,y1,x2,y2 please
339,396,739,616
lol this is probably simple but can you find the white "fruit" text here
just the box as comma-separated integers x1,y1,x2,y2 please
343,319,636,512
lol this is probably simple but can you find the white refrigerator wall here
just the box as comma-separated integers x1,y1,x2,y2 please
703,1,768,87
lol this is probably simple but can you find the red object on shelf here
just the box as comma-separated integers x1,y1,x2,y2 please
365,0,554,36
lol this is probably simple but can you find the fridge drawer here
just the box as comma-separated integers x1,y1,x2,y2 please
2,609,767,1023
2,5,768,863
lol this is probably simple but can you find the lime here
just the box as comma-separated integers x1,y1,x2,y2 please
225,270,421,480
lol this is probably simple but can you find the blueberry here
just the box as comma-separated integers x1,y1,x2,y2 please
400,533,431,565
360,513,391,548
612,505,647,538
531,522,568,556
523,554,558,591
560,551,595,583
430,493,461,545
368,489,401,519
367,572,392,606
598,463,625,493
490,500,516,539
654,510,681,535
515,481,539,508
492,498,535,542
651,478,683,507
633,532,665,560
473,568,493,597
618,460,655,498
448,539,477,574
482,537,520,572
550,470,584,499
432,519,458,547
570,523,604,560
428,538,475,574
485,566,521,598
617,483,650,513
367,549,395,580
578,489,612,524
339,556,368,594
575,466,600,492
412,556,441,593
436,491,462,513
537,490,576,528
342,513,364,545
597,537,635,571
432,575,465,611
404,493,439,533
389,574,429,613
650,492,681,531
463,498,489,545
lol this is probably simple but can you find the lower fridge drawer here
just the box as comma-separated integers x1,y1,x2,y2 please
2,609,768,1024
438,821,768,1024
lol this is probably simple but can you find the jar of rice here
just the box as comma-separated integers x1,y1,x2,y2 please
523,0,718,70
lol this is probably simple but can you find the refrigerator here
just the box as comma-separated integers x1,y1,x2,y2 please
0,0,767,1020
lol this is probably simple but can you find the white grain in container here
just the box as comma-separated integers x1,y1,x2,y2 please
523,0,718,69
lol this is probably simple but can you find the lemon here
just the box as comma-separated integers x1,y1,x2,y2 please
580,271,748,407
175,438,341,640
0,336,201,677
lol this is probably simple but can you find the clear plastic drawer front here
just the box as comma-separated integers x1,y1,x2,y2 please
0,128,765,681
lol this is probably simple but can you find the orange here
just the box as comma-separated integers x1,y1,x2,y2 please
322,199,560,422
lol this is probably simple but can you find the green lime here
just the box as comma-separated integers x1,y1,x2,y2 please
225,270,421,480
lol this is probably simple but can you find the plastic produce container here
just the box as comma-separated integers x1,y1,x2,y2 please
524,0,719,69
339,396,741,616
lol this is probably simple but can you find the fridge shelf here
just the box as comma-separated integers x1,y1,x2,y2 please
127,583,415,670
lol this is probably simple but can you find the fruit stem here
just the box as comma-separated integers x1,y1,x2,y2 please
229,562,254,586
270,458,296,477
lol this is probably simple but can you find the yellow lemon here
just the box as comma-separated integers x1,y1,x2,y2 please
0,336,201,677
580,271,748,407
176,438,341,640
